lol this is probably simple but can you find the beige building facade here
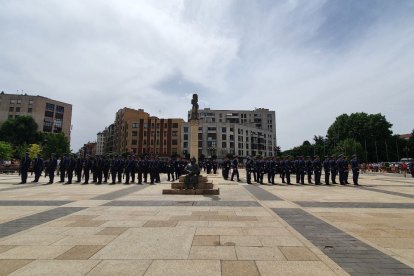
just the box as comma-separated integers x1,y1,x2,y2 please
0,92,72,140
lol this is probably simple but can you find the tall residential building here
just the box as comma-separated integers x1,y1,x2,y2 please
96,132,105,155
0,92,72,139
101,108,184,156
182,108,276,158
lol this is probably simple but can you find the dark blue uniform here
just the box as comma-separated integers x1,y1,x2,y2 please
351,157,359,185
323,158,330,185
19,154,31,184
230,158,240,181
313,157,322,185
47,156,58,184
32,156,44,183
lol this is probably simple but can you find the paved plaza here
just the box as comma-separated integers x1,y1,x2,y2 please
0,172,413,275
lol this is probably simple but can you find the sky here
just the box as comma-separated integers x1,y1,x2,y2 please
1,0,413,151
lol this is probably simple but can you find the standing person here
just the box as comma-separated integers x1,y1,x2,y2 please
351,155,360,185
313,155,322,185
245,156,255,184
117,156,125,183
19,152,31,184
124,155,133,184
285,156,292,185
212,159,218,174
280,157,286,184
82,155,92,184
110,155,118,184
230,157,240,182
330,156,338,184
343,156,350,184
299,156,306,184
222,156,231,180
32,154,44,183
143,156,150,183
337,155,345,185
206,159,212,174
59,154,68,183
65,154,76,184
102,155,110,183
306,156,313,184
75,155,83,183
45,154,57,184
401,162,408,178
167,158,175,182
409,160,414,178
136,156,143,184
294,157,301,184
323,156,330,185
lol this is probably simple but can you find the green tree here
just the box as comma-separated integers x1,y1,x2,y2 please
333,138,364,159
41,133,70,159
0,141,13,160
28,144,42,159
0,116,41,145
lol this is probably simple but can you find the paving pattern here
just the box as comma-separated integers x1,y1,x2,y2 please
0,172,413,275
273,208,414,275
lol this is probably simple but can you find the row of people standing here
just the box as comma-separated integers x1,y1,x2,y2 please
238,155,360,185
19,153,190,185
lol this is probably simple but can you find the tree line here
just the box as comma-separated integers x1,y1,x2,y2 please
0,116,70,161
282,112,414,163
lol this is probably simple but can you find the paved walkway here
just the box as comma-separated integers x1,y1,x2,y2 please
0,171,413,275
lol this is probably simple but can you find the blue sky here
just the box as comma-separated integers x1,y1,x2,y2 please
1,0,413,151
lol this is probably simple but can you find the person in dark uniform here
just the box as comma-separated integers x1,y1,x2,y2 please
323,156,330,185
294,157,301,184
167,159,175,182
124,155,133,184
82,155,92,184
230,157,240,181
256,157,265,184
59,154,68,183
102,155,110,183
280,156,286,183
32,154,44,183
46,153,57,184
117,156,124,183
222,156,231,180
285,156,292,184
299,156,306,184
313,155,322,185
110,155,118,184
337,155,345,185
343,156,350,184
96,155,103,184
75,155,83,183
212,159,218,174
206,159,212,174
143,156,150,183
306,156,313,184
267,158,275,185
136,156,143,184
330,156,338,184
351,155,360,185
65,154,76,184
19,152,31,184
409,160,414,178
246,156,255,184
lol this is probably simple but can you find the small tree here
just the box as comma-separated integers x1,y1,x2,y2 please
0,141,13,161
28,144,42,159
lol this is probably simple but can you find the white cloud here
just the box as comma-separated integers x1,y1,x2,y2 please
0,0,413,151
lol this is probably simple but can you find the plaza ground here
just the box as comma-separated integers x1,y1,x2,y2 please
0,171,413,275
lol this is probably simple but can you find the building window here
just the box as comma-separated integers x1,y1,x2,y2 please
144,123,148,128
184,134,188,140
172,131,178,137
222,142,227,148
29,100,33,105
44,110,54,118
28,107,33,113
183,127,188,133
56,105,64,113
132,131,138,136
222,134,226,140
43,120,53,132
132,139,137,145
164,140,166,145
183,142,188,148
10,99,16,104
172,140,178,145
198,141,203,147
9,107,14,112
132,123,139,128
55,113,63,119
46,103,55,111
8,115,13,119
17,99,21,104
172,123,178,128
222,127,226,133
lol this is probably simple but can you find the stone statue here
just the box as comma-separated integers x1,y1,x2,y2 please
184,157,200,189
190,94,199,121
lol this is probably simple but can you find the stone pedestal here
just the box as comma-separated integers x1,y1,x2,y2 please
162,175,220,195
190,120,198,162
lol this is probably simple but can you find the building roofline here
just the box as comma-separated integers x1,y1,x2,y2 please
0,92,72,107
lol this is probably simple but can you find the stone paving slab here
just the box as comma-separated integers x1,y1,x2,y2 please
295,201,414,208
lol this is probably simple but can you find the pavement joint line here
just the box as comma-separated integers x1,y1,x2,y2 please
0,183,40,192
0,200,73,206
103,200,261,207
272,208,414,275
90,184,150,200
352,186,414,199
294,201,414,209
242,184,283,201
0,207,86,239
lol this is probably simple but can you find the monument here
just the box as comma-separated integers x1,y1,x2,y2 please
162,93,219,195
189,94,199,162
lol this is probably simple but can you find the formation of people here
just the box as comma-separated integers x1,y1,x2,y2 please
238,154,361,186
18,153,189,185
18,152,414,185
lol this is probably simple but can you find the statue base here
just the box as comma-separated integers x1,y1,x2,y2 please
162,175,220,195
